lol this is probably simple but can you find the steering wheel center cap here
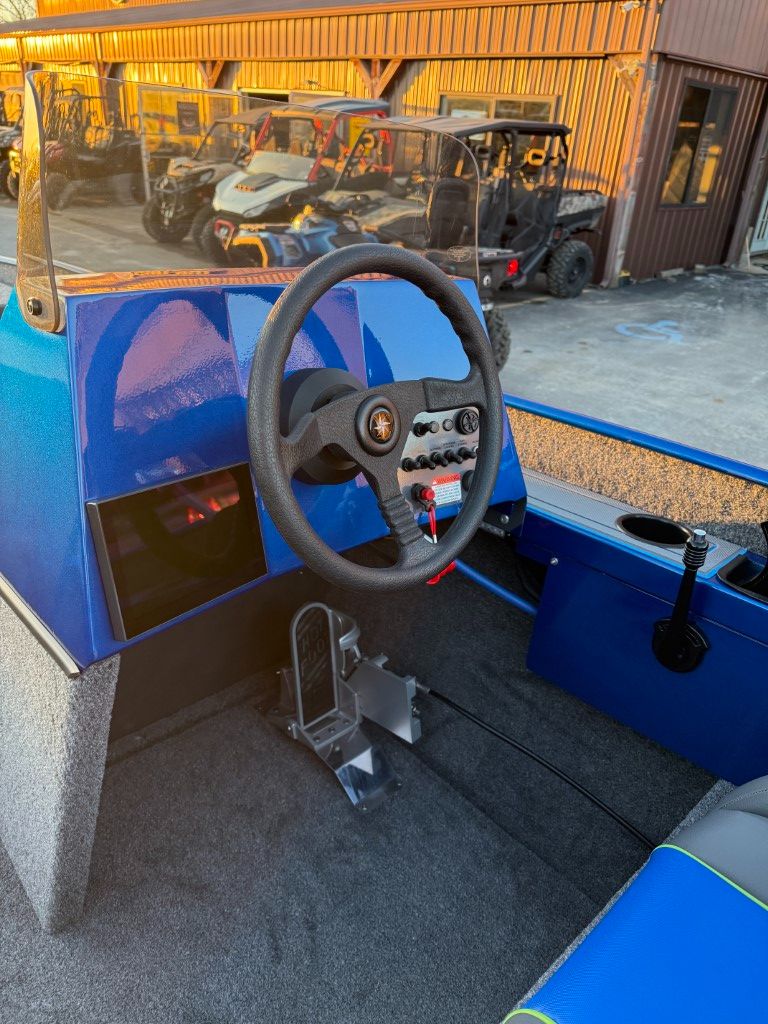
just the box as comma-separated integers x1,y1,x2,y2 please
355,394,401,455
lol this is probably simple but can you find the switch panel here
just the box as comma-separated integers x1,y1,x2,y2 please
398,407,480,512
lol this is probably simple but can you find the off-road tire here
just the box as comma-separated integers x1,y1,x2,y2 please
5,170,18,201
484,307,511,369
0,159,11,198
546,239,594,298
142,195,192,243
45,172,75,211
190,202,213,250
197,213,229,266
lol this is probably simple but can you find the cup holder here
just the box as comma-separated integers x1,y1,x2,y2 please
616,513,692,547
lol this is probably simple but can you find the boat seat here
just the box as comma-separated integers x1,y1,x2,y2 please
504,777,768,1024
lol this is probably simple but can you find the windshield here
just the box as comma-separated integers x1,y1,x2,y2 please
17,72,479,334
243,150,315,180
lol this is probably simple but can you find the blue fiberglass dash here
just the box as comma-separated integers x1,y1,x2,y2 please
0,277,524,668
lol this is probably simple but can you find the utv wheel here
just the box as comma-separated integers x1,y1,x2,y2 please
190,202,213,250
142,196,191,243
197,214,230,266
546,239,594,298
3,161,17,199
45,172,74,211
484,307,511,369
0,159,11,198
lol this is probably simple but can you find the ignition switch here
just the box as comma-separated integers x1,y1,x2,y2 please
412,485,436,512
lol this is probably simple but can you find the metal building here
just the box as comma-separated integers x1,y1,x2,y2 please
1,0,767,282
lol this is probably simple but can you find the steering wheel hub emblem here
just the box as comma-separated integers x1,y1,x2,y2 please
369,407,395,443
355,394,401,455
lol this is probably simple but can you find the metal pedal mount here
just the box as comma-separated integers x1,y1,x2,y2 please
269,602,420,810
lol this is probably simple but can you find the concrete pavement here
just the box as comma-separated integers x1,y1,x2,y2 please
499,270,768,469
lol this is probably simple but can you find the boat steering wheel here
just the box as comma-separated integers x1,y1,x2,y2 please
247,243,504,591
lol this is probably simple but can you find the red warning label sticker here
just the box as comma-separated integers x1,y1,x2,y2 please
432,473,462,506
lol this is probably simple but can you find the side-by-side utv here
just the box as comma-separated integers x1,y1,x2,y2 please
409,115,607,298
4,73,768,1024
43,89,144,209
141,97,387,256
220,115,606,365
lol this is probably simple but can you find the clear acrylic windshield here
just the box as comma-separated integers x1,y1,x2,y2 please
17,72,479,333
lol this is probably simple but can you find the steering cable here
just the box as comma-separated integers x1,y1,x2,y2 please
416,682,655,851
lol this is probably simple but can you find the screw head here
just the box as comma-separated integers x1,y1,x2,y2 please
499,513,510,525
26,297,43,316
550,557,559,566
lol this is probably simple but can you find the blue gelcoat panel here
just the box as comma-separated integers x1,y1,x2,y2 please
0,276,524,667
527,548,768,783
523,846,768,1024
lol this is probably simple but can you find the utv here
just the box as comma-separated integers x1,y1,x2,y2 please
43,90,143,210
144,97,387,259
0,86,23,199
221,116,605,366
408,116,607,299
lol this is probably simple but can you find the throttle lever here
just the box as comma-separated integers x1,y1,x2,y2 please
652,528,710,673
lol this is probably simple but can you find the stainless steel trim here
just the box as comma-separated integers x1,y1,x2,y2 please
0,573,81,678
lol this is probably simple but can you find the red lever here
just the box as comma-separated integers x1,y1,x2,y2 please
427,561,456,585
427,504,437,541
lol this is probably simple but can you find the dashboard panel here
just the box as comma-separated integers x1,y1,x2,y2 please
53,275,527,664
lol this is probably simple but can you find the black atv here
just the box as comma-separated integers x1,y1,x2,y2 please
398,116,607,365
43,91,144,210
0,86,23,200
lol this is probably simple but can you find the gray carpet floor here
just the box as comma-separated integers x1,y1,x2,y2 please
0,536,716,1023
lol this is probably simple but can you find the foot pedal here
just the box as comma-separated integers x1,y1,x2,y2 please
270,603,400,811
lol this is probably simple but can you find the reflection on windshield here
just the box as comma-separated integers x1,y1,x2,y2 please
18,71,479,291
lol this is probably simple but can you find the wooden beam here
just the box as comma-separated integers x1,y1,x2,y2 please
351,57,373,96
93,61,114,80
198,59,226,90
352,56,404,99
374,57,403,99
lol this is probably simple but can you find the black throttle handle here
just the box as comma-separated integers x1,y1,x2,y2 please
653,528,710,673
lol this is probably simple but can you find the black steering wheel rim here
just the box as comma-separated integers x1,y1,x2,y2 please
247,243,504,591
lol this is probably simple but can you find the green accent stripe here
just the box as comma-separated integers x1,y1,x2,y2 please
658,844,768,914
502,1011,558,1024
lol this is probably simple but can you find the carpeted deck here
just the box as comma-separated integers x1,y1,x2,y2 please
0,536,716,1023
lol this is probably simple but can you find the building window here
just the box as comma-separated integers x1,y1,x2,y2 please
440,94,556,122
661,83,736,206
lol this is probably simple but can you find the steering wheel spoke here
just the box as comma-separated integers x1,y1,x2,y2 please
280,411,327,477
422,366,486,413
368,470,427,557
280,389,365,477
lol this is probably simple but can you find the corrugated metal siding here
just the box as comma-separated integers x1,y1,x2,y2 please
21,33,98,64
37,0,195,15
17,2,649,64
657,0,768,78
625,59,766,279
122,61,206,91
391,56,633,273
234,60,364,97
